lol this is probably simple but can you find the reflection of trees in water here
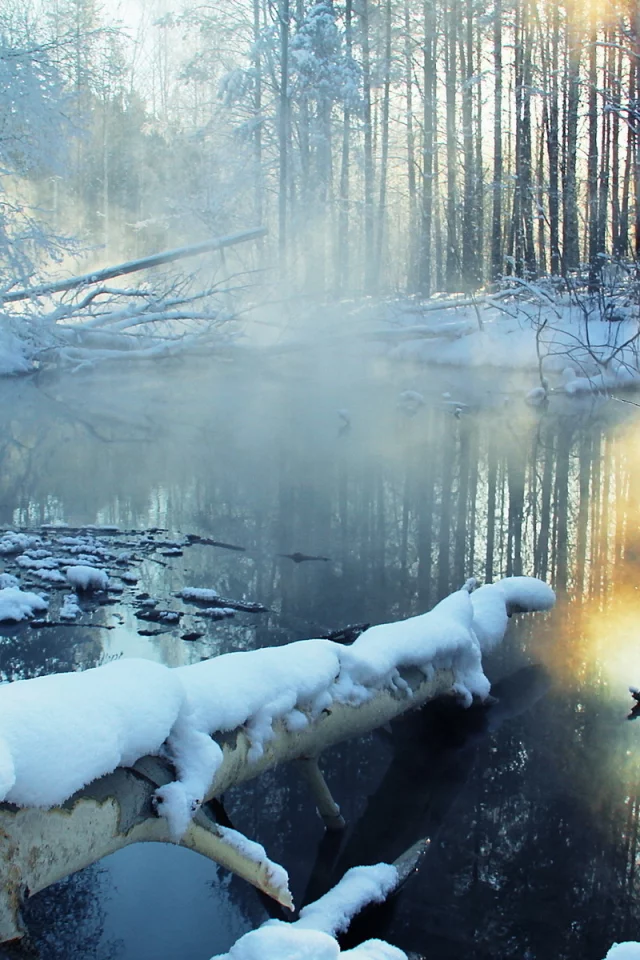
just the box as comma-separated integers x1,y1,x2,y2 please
404,697,640,959
20,866,121,960
0,629,103,682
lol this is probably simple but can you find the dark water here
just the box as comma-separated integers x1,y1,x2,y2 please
0,356,639,960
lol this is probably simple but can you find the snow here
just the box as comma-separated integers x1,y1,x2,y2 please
0,573,19,589
0,587,48,623
17,555,59,569
470,576,555,652
341,944,405,959
212,926,339,960
604,946,640,959
0,576,555,838
336,580,489,706
217,826,290,899
174,639,342,763
65,564,110,591
210,864,406,960
296,863,399,935
33,568,67,584
365,291,640,401
59,594,81,620
0,658,186,807
0,324,30,376
0,532,41,555
154,713,224,839
179,587,220,602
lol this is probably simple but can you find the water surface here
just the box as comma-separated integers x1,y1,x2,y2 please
0,356,638,960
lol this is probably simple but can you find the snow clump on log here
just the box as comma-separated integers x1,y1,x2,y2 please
0,659,186,807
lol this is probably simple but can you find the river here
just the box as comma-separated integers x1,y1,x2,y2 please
0,353,638,960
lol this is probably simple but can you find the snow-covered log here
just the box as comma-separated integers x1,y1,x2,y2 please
0,576,555,943
0,665,455,942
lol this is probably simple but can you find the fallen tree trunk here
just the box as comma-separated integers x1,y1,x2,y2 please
1,227,267,304
0,665,453,943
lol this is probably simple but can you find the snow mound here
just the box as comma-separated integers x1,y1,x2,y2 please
0,587,48,623
59,594,81,620
0,532,41,555
0,324,31,376
0,573,20,589
174,639,342,762
471,576,555,652
337,581,488,706
65,565,110,591
179,587,219,602
213,926,339,960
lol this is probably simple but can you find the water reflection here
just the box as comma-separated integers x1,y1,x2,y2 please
0,362,639,958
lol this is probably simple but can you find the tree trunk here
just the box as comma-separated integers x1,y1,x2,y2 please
490,0,503,280
611,43,622,257
278,0,290,269
419,0,436,294
587,21,600,291
375,0,392,290
444,0,459,291
337,0,353,293
562,13,581,274
253,0,263,228
361,0,375,292
460,0,477,289
547,1,561,274
404,1,417,290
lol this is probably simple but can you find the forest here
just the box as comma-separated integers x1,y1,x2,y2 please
1,1,640,958
1,0,638,300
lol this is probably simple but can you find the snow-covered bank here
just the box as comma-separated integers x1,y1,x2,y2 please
3,279,638,401
371,285,640,398
0,576,554,838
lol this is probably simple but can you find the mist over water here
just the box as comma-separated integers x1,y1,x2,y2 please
1,356,639,959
